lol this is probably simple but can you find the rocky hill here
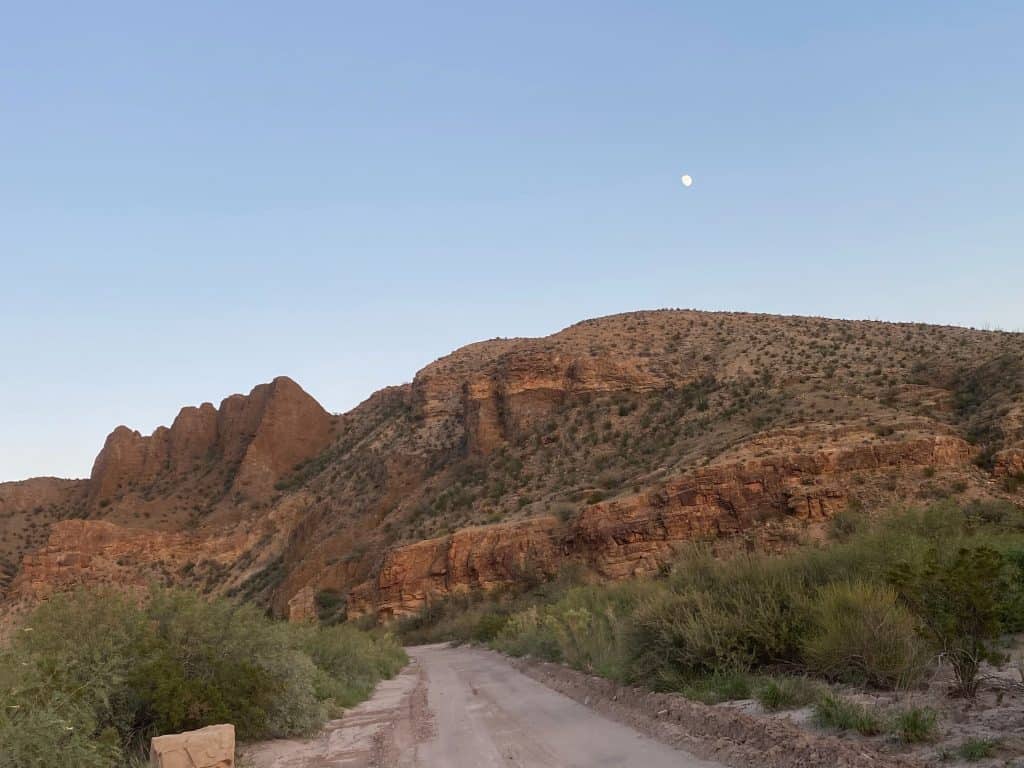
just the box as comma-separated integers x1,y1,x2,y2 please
3,310,1023,623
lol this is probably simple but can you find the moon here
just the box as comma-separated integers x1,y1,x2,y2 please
680,174,693,188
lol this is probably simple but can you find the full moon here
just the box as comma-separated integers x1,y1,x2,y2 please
680,174,693,188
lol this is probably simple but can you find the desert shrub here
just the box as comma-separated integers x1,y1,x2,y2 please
0,657,124,768
314,589,347,625
829,508,864,540
812,693,885,735
893,706,938,744
892,546,1009,696
679,670,754,703
0,586,405,766
471,611,510,643
4,589,146,746
396,591,495,646
629,552,811,685
132,589,326,740
755,676,821,711
956,738,999,761
491,581,651,679
296,624,407,710
803,581,928,689
493,605,562,660
494,583,654,680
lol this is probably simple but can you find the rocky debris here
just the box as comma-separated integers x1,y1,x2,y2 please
150,724,234,768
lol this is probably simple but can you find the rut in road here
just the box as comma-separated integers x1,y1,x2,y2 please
244,643,724,768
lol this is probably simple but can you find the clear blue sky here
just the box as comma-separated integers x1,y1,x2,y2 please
2,2,1022,481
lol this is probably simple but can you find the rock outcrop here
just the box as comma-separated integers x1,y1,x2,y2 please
347,431,975,618
150,724,234,768
87,376,332,510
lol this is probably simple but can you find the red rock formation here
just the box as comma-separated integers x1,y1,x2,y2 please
0,477,87,513
413,345,671,454
347,433,974,618
87,376,332,508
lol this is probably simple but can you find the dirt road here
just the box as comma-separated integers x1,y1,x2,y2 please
244,643,723,767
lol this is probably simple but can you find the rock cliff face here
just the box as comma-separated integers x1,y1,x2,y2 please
87,376,333,514
2,311,1023,623
346,431,974,617
413,345,670,454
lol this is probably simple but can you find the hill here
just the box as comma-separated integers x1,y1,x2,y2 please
2,310,1022,623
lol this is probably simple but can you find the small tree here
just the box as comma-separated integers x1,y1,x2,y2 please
894,546,1006,696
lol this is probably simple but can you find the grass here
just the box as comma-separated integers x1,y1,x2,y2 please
955,738,999,761
754,676,821,711
677,670,754,704
893,706,938,744
811,693,886,736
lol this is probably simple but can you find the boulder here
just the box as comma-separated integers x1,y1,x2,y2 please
150,724,235,768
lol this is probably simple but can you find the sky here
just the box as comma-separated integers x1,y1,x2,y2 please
2,2,1022,481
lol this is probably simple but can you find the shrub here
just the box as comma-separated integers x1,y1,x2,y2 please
803,581,928,689
471,611,510,643
755,676,821,711
0,587,406,765
812,693,885,736
893,706,938,744
956,738,999,761
296,624,407,710
892,546,1008,696
133,589,326,740
630,552,810,684
493,605,562,661
494,582,654,680
679,670,754,703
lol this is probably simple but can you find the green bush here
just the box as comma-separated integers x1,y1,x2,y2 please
295,623,407,710
411,500,1024,708
134,589,326,740
892,546,1009,696
493,605,562,661
755,676,821,711
893,706,938,744
803,581,928,689
812,693,885,735
629,552,810,684
494,582,656,680
471,611,510,643
956,738,999,761
0,587,406,766
678,670,754,703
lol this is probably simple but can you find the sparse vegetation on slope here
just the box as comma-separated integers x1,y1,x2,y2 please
6,310,1023,624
